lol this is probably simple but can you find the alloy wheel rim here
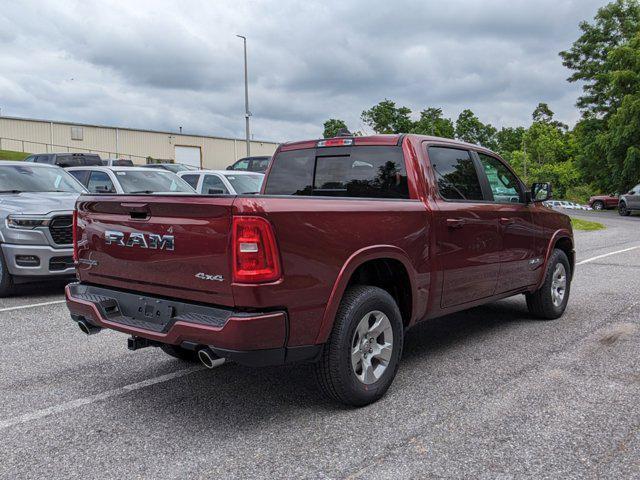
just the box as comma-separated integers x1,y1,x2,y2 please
551,263,567,307
350,310,394,385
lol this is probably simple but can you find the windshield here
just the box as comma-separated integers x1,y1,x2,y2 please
114,170,195,193
0,165,85,193
223,173,263,194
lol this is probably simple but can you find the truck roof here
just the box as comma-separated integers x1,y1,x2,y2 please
279,134,496,154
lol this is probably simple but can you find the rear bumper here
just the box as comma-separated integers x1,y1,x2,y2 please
2,243,75,277
65,283,321,366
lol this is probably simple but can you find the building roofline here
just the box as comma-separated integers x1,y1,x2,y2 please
0,115,279,145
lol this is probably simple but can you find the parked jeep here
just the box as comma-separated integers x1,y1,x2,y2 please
588,193,619,210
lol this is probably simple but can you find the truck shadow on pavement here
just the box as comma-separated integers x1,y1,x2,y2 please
402,297,531,364
10,279,71,298
117,297,535,427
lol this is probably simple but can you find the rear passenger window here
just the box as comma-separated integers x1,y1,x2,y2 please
428,147,483,201
68,170,90,186
202,175,229,194
264,146,408,199
181,174,200,189
87,171,116,193
251,159,270,171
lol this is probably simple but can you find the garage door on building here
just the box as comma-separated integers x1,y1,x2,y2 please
175,146,201,168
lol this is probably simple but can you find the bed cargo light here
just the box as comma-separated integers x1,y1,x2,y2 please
317,138,353,147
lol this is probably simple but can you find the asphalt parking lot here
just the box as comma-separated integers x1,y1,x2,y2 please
1,210,639,479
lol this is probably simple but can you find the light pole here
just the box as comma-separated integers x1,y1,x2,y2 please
236,35,251,157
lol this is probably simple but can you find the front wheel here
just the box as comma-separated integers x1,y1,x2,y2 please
0,249,14,297
526,249,571,320
592,201,604,211
314,285,404,406
619,202,631,216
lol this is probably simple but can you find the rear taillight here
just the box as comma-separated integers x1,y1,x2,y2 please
72,209,78,262
232,216,281,284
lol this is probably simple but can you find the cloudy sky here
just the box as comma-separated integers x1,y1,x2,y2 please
0,0,606,142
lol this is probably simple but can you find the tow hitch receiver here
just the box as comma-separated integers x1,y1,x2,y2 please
127,336,160,351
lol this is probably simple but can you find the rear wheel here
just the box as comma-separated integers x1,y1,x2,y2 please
526,249,571,320
592,201,604,211
160,344,199,362
314,285,403,406
619,202,631,216
0,249,14,297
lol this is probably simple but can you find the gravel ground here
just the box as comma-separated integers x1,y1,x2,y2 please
0,210,638,479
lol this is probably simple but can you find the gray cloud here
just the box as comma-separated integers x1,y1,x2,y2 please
0,0,606,142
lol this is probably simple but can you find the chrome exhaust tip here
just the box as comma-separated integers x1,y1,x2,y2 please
77,319,101,335
197,348,225,369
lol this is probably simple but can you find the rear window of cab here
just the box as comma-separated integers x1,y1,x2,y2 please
264,146,409,199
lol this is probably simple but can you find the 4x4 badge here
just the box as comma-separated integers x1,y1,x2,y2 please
195,272,224,282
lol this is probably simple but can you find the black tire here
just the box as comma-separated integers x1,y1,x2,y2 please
526,249,571,320
0,248,14,297
160,344,199,362
314,285,404,406
619,202,631,216
592,201,604,211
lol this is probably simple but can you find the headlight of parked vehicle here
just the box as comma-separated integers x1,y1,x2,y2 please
6,215,50,229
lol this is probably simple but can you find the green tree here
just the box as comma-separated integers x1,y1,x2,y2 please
559,0,640,116
361,99,413,134
322,118,349,138
454,109,497,149
572,117,609,190
601,33,640,191
532,102,568,130
495,126,525,159
532,102,555,123
410,107,455,138
522,122,572,165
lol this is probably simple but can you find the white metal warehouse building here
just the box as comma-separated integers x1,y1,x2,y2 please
0,116,279,169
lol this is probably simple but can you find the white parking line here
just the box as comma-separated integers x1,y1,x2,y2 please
576,246,640,266
0,365,205,431
0,299,66,313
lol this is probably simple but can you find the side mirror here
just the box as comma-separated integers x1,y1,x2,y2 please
629,191,636,195
208,188,225,195
529,182,552,203
226,165,234,170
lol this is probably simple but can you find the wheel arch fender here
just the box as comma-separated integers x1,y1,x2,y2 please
314,245,418,344
536,229,574,289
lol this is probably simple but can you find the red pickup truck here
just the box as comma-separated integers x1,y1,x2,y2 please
66,134,574,406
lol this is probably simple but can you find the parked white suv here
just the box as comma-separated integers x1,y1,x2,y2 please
67,166,195,194
177,170,264,195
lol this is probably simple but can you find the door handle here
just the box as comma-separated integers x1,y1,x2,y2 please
121,203,151,220
499,217,515,226
446,218,465,229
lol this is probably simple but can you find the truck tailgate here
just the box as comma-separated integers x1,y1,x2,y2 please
75,195,235,306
